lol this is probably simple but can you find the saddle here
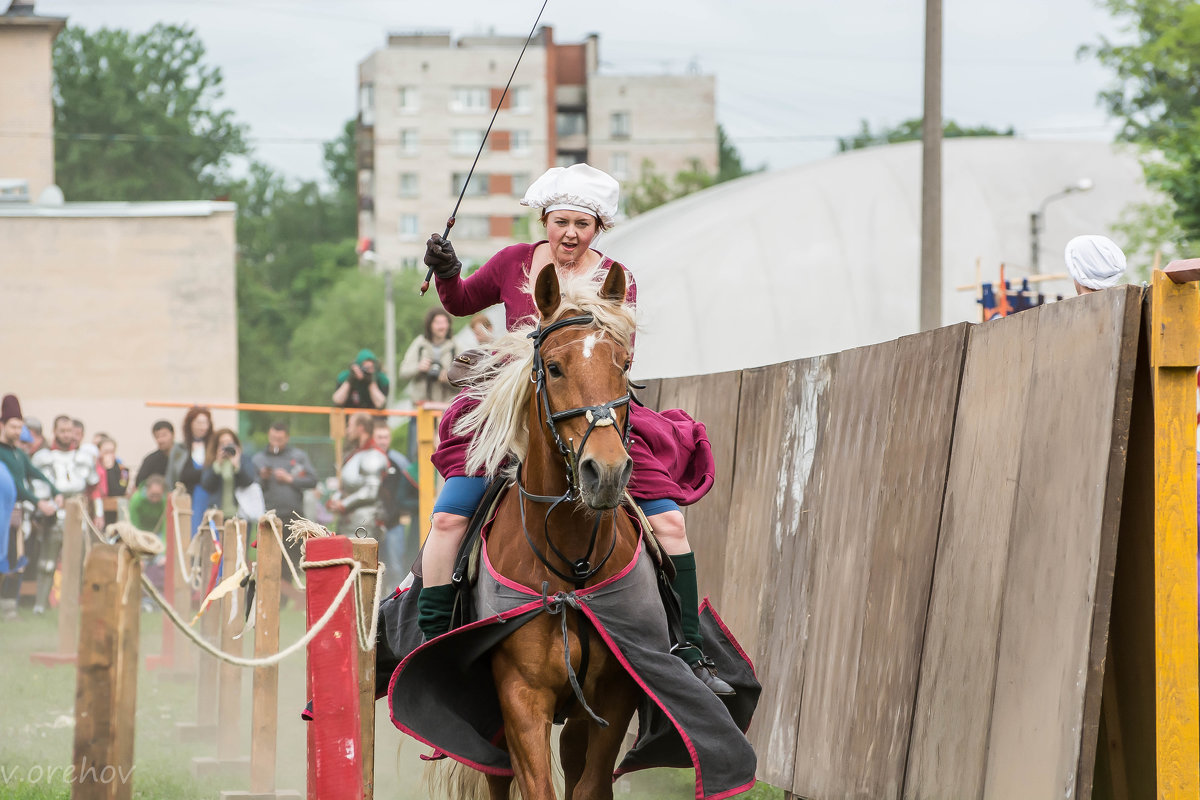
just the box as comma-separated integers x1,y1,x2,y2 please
438,478,682,641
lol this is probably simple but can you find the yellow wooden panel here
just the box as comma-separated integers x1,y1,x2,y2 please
1150,271,1200,799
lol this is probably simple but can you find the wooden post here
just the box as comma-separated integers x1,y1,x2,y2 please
146,489,194,677
305,536,363,800
1148,268,1200,796
71,543,140,800
417,406,438,545
222,516,300,800
330,410,347,483
352,538,379,800
196,518,251,778
177,510,221,743
33,497,85,665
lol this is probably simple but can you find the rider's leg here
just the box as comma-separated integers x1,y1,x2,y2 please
644,503,735,696
415,476,487,639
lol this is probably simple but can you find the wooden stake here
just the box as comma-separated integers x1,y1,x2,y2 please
196,518,251,779
146,489,195,677
417,406,438,545
177,511,221,743
70,543,140,800
221,516,300,800
33,498,85,665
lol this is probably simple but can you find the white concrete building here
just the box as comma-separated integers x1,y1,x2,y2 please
0,0,239,452
356,27,717,273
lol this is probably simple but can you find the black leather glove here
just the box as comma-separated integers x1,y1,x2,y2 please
423,233,461,280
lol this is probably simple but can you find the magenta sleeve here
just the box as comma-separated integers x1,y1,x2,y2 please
435,247,511,317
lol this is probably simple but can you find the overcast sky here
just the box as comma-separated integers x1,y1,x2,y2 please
37,0,1127,183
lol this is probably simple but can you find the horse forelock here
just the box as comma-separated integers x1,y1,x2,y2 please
456,265,636,479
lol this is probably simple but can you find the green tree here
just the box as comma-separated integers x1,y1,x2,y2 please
717,124,759,183
624,125,758,217
837,118,1015,152
1083,0,1200,244
53,24,248,200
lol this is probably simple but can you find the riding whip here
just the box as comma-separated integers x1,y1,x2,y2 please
420,0,551,295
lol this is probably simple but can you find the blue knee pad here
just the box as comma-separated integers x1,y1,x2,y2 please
634,497,681,517
432,476,489,518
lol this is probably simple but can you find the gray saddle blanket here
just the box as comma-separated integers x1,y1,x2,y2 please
375,535,760,800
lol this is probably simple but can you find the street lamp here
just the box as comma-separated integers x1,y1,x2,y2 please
1030,178,1094,273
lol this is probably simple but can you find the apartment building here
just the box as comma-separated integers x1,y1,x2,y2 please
356,27,716,272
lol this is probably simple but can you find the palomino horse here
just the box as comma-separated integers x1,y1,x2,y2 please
474,261,642,800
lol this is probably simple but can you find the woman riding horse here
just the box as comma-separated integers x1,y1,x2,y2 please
420,163,732,695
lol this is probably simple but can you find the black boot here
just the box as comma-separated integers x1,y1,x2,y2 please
669,553,734,697
417,583,457,640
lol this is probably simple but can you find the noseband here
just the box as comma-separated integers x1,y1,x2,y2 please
517,313,635,588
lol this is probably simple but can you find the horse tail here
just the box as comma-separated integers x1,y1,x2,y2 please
423,759,498,800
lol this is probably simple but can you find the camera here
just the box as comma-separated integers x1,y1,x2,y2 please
221,444,237,457
427,362,443,379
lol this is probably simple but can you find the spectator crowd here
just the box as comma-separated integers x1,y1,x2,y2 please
0,392,421,621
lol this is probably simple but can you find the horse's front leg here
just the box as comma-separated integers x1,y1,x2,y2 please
563,658,639,800
492,627,560,800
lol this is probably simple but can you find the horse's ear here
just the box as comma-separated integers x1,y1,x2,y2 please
600,262,626,302
534,263,561,320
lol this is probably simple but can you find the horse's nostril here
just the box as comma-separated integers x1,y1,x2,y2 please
620,458,633,487
579,458,601,487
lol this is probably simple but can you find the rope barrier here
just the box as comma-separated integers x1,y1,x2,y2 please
170,487,193,584
137,551,384,669
266,513,306,591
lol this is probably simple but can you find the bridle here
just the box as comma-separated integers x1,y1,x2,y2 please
517,313,636,588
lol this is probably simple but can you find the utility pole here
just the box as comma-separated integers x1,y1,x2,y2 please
384,269,395,405
919,0,943,332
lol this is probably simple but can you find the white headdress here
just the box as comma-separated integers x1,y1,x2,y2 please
1064,235,1127,291
520,164,620,228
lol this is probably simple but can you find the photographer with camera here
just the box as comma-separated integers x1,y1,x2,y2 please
398,308,458,406
200,428,256,521
332,349,390,410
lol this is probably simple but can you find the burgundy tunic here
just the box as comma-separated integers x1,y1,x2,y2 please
432,242,714,506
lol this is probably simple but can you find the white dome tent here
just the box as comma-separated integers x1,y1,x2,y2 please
599,138,1153,380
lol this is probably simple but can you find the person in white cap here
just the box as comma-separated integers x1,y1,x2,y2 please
1064,234,1127,295
419,164,734,695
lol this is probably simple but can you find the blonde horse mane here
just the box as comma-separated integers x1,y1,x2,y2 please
455,264,637,479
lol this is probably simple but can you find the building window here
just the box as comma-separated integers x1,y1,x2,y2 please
510,130,531,155
511,86,532,112
359,83,374,126
399,129,419,155
556,151,587,168
399,214,420,239
610,112,630,139
556,111,587,138
451,86,489,112
610,153,629,180
510,173,530,196
401,256,419,270
399,173,418,196
452,172,489,197
398,86,419,112
451,129,485,156
454,215,491,239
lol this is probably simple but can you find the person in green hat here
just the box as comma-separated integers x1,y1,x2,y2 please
333,348,390,409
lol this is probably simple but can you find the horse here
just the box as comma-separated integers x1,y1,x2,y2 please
457,260,643,800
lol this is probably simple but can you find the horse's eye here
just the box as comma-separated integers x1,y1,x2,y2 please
546,362,563,378
622,360,631,373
